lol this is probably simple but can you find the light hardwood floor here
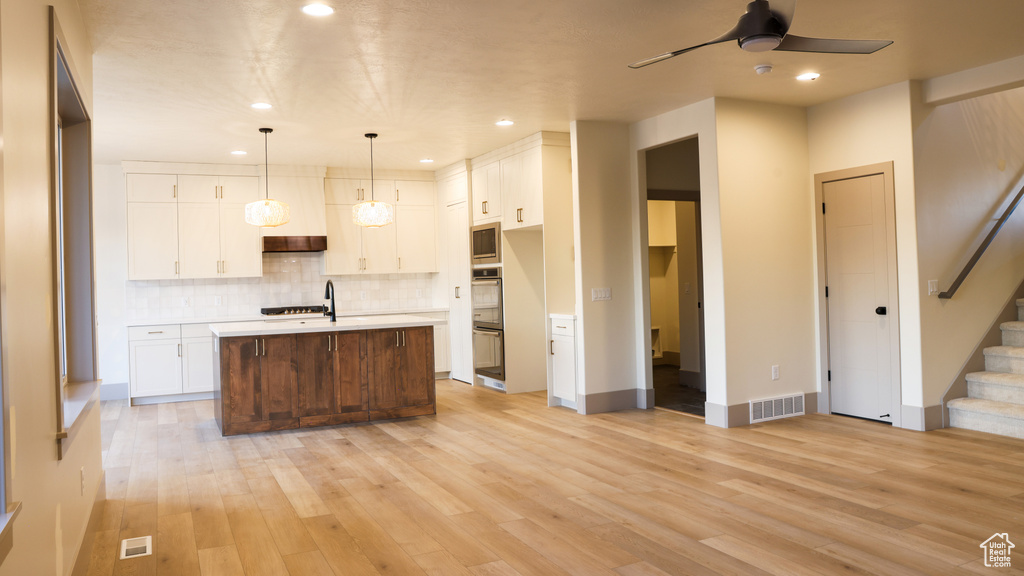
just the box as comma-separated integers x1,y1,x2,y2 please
86,379,1024,575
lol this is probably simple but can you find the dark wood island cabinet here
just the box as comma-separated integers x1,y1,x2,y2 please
213,323,435,436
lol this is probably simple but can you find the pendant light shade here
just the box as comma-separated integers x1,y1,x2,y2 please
353,133,394,228
245,127,291,228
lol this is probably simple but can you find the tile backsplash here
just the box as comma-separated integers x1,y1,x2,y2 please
126,253,434,321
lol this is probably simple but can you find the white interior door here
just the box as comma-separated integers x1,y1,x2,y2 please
823,173,899,423
447,201,474,383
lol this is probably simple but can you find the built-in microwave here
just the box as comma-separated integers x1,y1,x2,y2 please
471,222,501,265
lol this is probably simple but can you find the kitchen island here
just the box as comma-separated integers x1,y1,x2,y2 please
211,315,438,436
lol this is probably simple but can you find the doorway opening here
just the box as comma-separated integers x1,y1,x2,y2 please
645,138,706,417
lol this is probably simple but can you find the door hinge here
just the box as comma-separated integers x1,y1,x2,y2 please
827,370,831,381
825,286,828,298
822,202,826,214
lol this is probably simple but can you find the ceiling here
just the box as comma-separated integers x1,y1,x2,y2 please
79,0,1024,170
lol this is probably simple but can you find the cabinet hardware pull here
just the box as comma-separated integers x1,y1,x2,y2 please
455,286,460,298
550,340,554,355
147,331,163,334
178,343,182,357
262,338,265,356
395,331,399,347
175,261,179,275
482,200,487,214
398,257,401,269
556,325,566,329
255,338,258,357
335,334,338,349
328,334,331,352
402,330,406,347
396,188,400,202
173,184,177,199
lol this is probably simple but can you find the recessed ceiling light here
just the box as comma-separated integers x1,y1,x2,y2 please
302,3,334,16
231,150,247,156
496,119,514,126
420,158,434,163
796,72,820,81
251,102,272,110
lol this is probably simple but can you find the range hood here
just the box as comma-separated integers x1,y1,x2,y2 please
262,236,328,252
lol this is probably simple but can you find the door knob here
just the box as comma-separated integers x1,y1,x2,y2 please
875,306,887,316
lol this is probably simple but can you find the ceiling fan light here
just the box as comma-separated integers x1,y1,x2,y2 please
245,199,290,227
352,201,394,228
740,34,782,52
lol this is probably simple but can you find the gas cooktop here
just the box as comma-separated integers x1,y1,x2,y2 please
260,305,327,316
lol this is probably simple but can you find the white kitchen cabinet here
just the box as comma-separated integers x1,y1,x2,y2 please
219,203,262,277
325,178,396,205
323,205,363,275
129,325,183,398
181,324,215,394
178,175,259,204
177,203,221,278
471,161,501,224
394,180,434,205
550,316,577,404
127,173,177,202
439,173,468,205
362,225,397,273
261,175,327,237
502,146,543,230
396,205,437,273
446,201,474,383
127,202,179,280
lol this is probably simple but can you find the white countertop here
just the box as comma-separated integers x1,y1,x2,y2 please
209,314,441,337
125,307,448,328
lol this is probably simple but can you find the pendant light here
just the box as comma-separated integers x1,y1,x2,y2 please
352,133,394,228
245,127,291,227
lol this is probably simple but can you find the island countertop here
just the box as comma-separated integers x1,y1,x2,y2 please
209,314,441,338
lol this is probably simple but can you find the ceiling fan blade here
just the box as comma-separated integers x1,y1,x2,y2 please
628,27,743,69
769,0,797,34
775,34,892,54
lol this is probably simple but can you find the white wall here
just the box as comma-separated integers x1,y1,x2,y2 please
1,1,104,574
714,99,815,406
94,165,128,386
913,85,1024,407
807,82,923,412
571,121,638,400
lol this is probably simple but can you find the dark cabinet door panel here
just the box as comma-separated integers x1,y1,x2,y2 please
224,337,262,424
368,329,401,411
262,334,298,421
297,333,333,417
334,331,368,414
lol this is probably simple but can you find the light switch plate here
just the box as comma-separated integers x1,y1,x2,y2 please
771,365,780,380
592,288,612,301
927,279,939,296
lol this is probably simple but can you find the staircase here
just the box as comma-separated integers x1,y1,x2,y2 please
948,299,1024,439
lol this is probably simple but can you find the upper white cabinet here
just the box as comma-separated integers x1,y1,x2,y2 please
261,174,327,237
439,172,468,205
502,146,544,230
125,164,263,280
323,178,436,275
127,202,179,280
325,178,396,205
471,161,501,224
127,173,177,202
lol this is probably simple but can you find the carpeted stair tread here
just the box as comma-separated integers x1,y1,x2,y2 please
982,346,1024,357
1001,321,1024,332
947,398,1024,417
965,371,1024,386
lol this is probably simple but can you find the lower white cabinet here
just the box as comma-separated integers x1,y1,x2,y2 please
550,316,577,404
129,325,183,398
129,323,214,399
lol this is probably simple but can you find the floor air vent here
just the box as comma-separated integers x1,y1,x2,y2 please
750,394,804,424
120,536,152,560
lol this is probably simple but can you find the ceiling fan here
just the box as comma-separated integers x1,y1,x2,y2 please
629,0,892,69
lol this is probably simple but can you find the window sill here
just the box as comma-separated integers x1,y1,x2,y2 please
0,502,22,567
57,379,101,460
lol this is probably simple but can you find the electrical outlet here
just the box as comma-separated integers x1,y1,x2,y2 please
360,291,367,300
927,279,939,296
771,365,780,381
181,297,192,307
416,288,423,298
214,296,223,306
80,466,85,495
